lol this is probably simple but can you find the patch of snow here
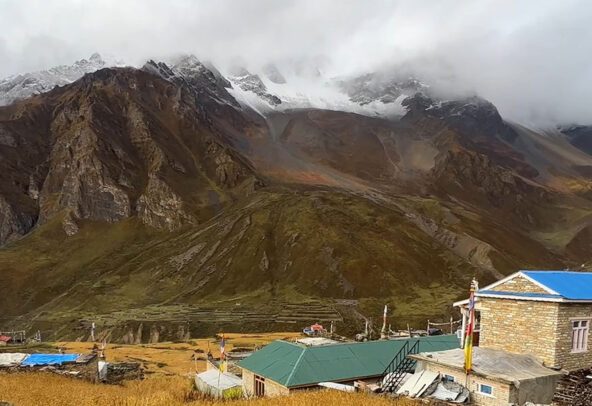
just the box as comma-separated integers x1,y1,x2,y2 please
227,66,408,118
226,85,274,116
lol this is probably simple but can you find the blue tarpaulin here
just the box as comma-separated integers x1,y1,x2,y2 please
21,353,79,366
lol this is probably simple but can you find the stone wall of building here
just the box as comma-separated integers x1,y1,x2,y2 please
479,296,592,370
242,370,255,397
264,378,290,397
63,356,99,382
419,362,511,406
479,297,559,367
241,369,290,397
555,303,592,371
490,276,548,294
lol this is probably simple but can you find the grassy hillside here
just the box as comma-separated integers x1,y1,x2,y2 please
1,183,576,341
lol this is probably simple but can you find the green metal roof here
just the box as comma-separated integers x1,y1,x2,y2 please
238,335,459,388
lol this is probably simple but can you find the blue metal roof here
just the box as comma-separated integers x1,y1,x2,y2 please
522,271,592,300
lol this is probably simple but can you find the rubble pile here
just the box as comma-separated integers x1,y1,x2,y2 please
553,368,592,406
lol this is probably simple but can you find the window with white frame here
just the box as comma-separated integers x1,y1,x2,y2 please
477,383,494,396
572,320,589,353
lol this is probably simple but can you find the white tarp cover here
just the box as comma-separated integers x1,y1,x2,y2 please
195,369,242,391
430,382,462,401
98,361,108,380
0,353,28,366
296,337,339,347
396,370,439,397
318,381,356,392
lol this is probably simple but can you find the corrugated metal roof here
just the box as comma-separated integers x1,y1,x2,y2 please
411,347,563,383
522,271,592,300
238,335,459,388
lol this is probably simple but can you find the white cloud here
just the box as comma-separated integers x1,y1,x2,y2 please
0,0,591,124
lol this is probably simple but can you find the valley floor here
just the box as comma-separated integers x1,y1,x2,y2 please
0,373,417,406
0,333,420,405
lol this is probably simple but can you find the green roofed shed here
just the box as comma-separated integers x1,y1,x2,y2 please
238,335,459,389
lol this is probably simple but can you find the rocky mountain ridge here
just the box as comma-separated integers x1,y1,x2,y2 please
0,55,590,340
0,65,259,245
560,125,592,155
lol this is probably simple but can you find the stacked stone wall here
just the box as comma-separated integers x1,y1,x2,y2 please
479,298,559,367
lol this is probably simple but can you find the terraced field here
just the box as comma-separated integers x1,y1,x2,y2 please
15,300,345,342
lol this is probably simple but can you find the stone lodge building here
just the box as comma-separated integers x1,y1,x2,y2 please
455,270,592,371
411,270,592,406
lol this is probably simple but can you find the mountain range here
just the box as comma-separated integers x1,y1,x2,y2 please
0,54,590,341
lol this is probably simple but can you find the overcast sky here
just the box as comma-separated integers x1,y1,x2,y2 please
1,0,591,125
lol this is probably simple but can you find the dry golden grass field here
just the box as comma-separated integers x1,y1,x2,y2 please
0,333,420,405
0,373,419,406
57,332,302,375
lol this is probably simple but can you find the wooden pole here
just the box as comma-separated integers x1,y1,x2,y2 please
460,309,467,348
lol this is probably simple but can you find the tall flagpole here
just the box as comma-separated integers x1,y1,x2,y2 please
381,305,388,339
217,332,225,394
464,278,477,385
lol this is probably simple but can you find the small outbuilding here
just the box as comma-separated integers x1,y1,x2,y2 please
410,347,563,405
194,369,243,399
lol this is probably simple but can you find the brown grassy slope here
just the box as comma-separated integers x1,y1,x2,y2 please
1,184,574,341
0,186,485,338
2,190,456,313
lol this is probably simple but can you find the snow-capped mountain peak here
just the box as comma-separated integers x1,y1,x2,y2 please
0,52,429,121
0,53,121,106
